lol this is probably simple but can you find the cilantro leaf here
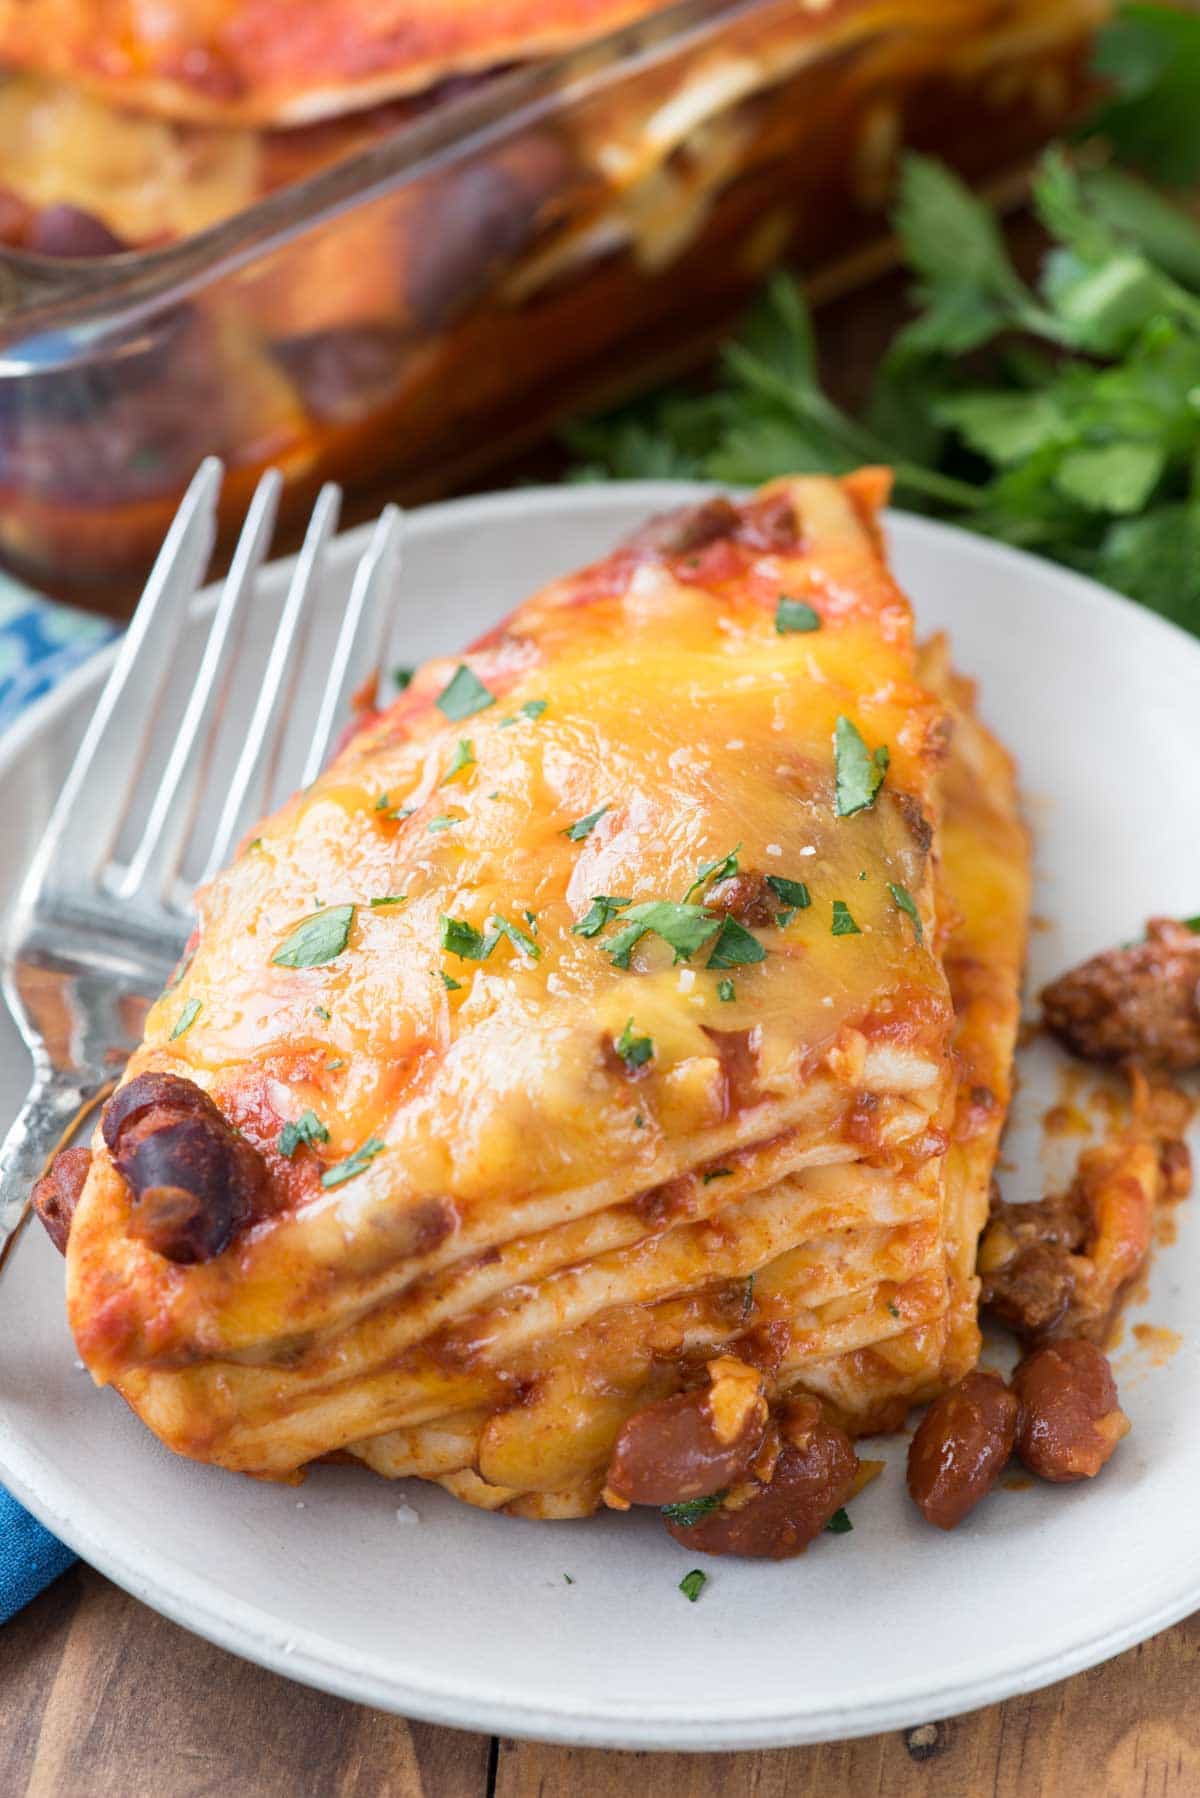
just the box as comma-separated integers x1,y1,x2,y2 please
888,881,924,945
1083,4,1200,186
603,901,721,967
775,595,821,634
662,1492,726,1527
831,900,861,936
573,895,632,937
706,916,767,969
440,915,497,961
834,717,889,816
427,815,461,833
825,1507,853,1535
766,876,811,909
369,894,406,907
683,844,740,903
169,997,201,1040
564,806,609,842
490,915,541,960
614,1018,654,1071
435,665,495,722
320,1138,385,1189
278,1110,329,1159
271,904,355,969
1054,441,1166,515
1088,502,1200,634
393,667,414,691
441,739,475,784
678,1569,707,1602
717,977,736,1002
440,971,463,991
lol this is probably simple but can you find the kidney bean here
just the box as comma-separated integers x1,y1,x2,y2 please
907,1371,1019,1530
1013,1339,1130,1482
664,1398,858,1559
31,1145,92,1255
606,1357,766,1506
706,872,775,927
405,133,570,331
26,204,126,259
102,1071,265,1263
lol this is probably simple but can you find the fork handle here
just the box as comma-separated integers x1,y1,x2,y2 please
0,1075,106,1270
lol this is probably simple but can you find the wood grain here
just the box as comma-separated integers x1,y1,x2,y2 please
4,1568,1200,1797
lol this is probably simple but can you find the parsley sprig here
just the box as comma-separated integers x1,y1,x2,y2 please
568,4,1200,638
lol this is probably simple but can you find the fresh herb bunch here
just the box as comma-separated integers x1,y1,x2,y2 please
568,4,1200,635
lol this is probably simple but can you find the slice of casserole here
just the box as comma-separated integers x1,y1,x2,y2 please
56,472,1029,1530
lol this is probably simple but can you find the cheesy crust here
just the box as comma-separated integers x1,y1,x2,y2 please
65,473,1029,1513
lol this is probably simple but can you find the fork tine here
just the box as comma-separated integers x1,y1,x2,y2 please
113,469,283,905
24,458,222,902
198,482,342,883
299,504,403,789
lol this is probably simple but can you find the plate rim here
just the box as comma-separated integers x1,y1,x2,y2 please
3,480,1200,1749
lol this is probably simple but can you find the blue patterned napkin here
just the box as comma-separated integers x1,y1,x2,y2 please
1,576,118,1618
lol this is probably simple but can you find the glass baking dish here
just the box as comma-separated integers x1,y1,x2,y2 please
0,0,1107,605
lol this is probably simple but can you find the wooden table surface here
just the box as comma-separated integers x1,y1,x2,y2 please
3,1562,1198,1796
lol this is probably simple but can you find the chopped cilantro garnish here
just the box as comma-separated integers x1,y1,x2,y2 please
164,948,195,995
435,664,495,721
491,915,541,960
887,1301,901,1318
500,699,548,727
831,900,861,936
441,738,475,784
888,881,924,945
564,805,609,842
1182,914,1200,932
320,1137,385,1189
278,1110,329,1159
717,977,736,1002
834,716,889,817
440,915,496,961
703,1168,733,1184
678,1569,707,1602
522,909,538,935
440,971,463,991
169,998,201,1040
245,837,263,854
427,814,462,833
604,900,720,967
683,843,741,903
775,595,821,634
572,895,631,937
825,1507,853,1535
325,1057,345,1071
766,875,811,908
369,895,406,907
271,904,355,969
614,1018,654,1071
634,1113,645,1128
706,915,767,969
374,792,392,811
662,1492,726,1527
314,1005,331,1022
563,1573,574,1584
393,666,414,691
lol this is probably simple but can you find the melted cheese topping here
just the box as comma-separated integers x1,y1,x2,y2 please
65,473,1029,1501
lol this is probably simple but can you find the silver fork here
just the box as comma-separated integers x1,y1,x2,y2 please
0,458,402,1263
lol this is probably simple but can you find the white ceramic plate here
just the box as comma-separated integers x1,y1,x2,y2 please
1,484,1198,1750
